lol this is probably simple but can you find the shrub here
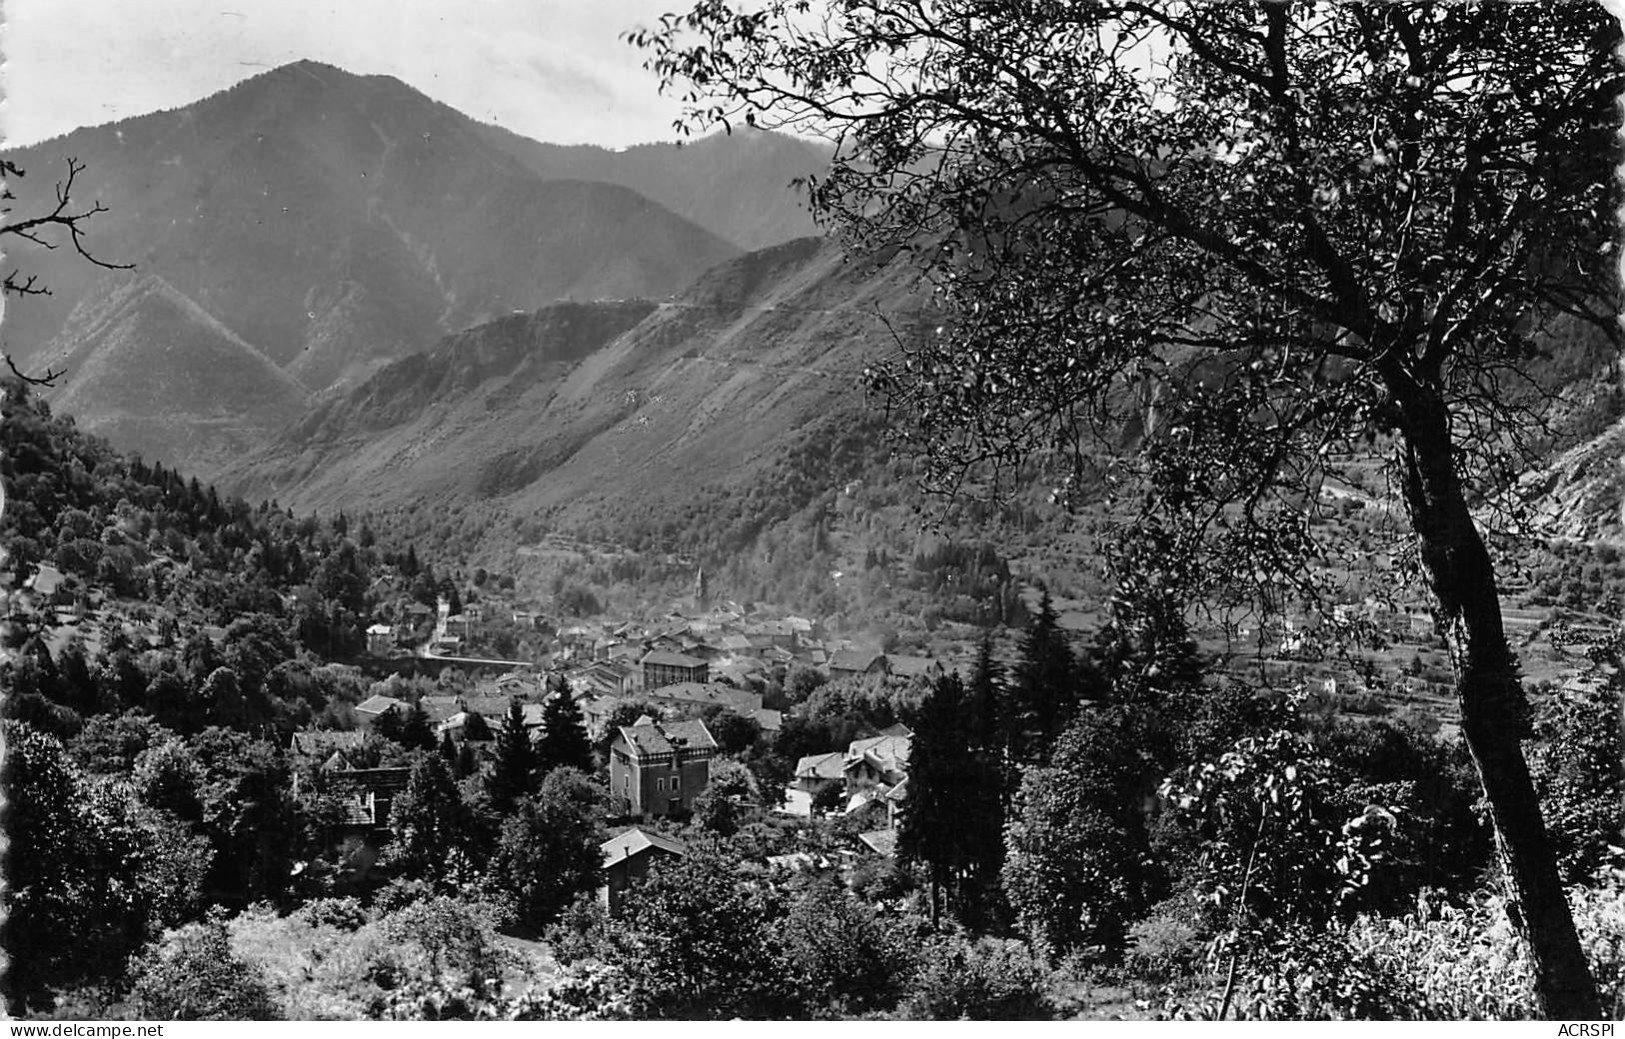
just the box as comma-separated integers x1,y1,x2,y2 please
1172,870,1625,1021
129,916,280,1020
379,897,506,988
543,893,616,967
506,963,633,1021
1125,897,1212,983
300,897,368,931
783,878,914,1017
903,934,1054,1020
372,876,436,915
1528,682,1624,883
1171,924,1425,1020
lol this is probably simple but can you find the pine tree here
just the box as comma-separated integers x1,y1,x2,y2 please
898,673,1004,930
1010,588,1077,766
535,687,593,777
967,632,1003,758
487,698,536,812
400,700,436,752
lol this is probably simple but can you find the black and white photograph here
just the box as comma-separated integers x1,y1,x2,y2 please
1,0,1621,1022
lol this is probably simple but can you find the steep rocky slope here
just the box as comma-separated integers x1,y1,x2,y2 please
222,237,931,546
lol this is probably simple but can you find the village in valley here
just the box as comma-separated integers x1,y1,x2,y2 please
294,560,949,885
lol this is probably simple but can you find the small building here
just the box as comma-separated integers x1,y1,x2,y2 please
828,648,887,679
24,563,74,605
319,766,414,836
355,694,405,731
794,751,846,795
751,708,783,736
600,826,688,915
366,623,396,656
609,718,717,818
580,694,626,741
857,829,898,858
570,659,638,698
885,655,944,683
641,649,709,688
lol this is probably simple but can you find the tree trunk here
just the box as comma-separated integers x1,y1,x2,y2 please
1396,384,1600,1019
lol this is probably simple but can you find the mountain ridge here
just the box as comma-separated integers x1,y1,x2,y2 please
1,59,825,479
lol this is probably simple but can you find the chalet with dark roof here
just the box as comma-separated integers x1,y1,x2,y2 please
609,718,717,818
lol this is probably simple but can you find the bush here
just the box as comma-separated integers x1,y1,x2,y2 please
1348,876,1625,1020
1125,897,1211,983
903,934,1054,1020
372,876,436,915
1172,871,1625,1021
300,897,369,931
129,916,281,1020
506,962,633,1021
544,893,616,967
379,897,506,987
783,878,914,1017
1166,924,1424,1020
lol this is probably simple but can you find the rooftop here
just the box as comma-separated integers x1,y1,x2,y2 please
617,718,717,758
356,694,404,715
601,825,689,868
646,681,761,712
641,649,707,669
795,751,845,780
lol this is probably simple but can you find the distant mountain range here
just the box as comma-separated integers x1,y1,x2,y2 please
3,60,831,478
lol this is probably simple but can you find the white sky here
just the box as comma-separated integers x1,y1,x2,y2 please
0,0,696,148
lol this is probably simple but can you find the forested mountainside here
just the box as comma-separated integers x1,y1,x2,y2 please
219,238,941,594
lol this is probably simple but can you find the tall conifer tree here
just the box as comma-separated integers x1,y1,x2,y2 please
535,686,593,777
899,672,1005,930
1011,588,1077,766
487,697,536,812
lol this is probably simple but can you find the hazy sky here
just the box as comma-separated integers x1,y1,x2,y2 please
1,0,696,148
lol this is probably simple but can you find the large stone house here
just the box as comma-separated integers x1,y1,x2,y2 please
609,718,717,818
